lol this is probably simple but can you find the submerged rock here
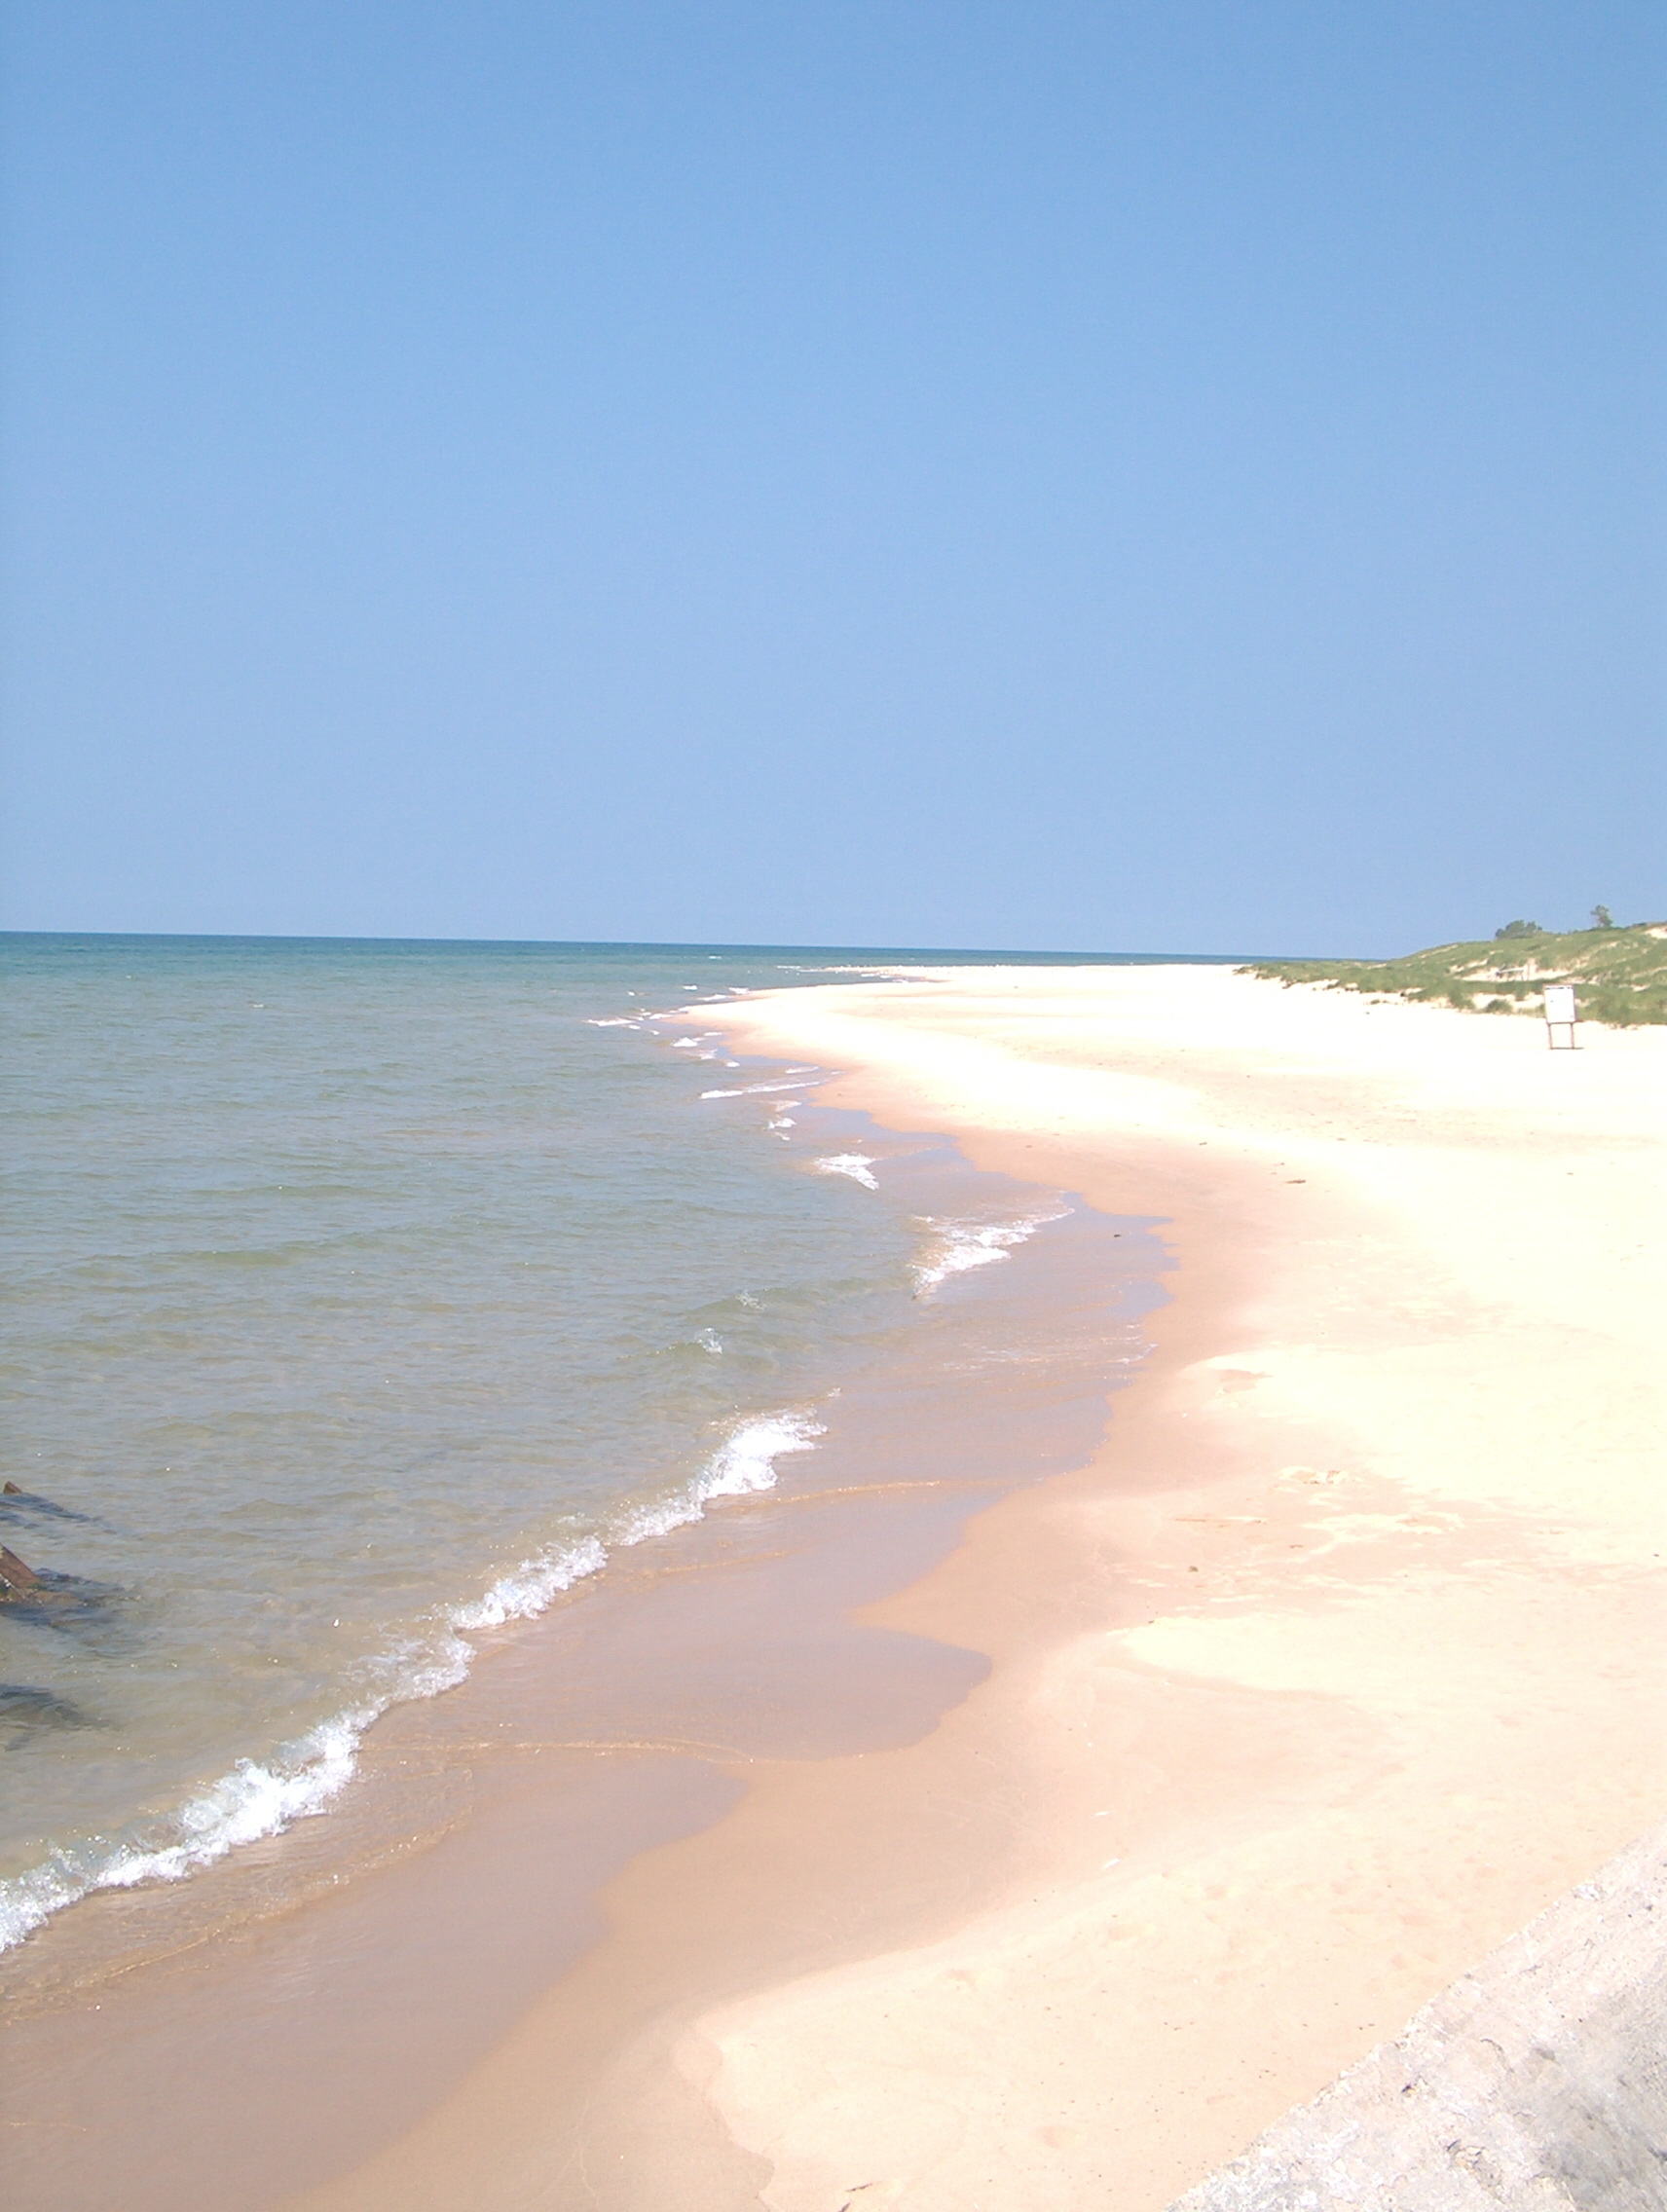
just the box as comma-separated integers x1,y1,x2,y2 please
0,1682,95,1747
0,1481,97,1527
0,1545,125,1631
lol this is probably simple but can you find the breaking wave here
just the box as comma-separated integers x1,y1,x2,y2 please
909,1208,1067,1294
0,1412,822,1954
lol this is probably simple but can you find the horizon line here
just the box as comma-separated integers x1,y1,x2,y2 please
0,928,1343,965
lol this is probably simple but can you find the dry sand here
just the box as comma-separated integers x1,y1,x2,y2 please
281,963,1666,2210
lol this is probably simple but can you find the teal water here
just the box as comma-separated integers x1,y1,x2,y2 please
0,936,1138,1950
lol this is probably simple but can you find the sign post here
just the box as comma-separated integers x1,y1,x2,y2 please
1543,983,1577,1050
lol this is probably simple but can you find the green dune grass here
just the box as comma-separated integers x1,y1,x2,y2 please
1246,922,1667,1026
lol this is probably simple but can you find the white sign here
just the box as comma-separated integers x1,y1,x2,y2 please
1543,984,1576,1025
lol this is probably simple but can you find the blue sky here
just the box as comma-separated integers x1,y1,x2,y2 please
2,2,1660,952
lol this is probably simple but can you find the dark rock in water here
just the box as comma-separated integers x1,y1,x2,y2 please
0,1484,97,1528
0,1547,126,1632
0,1544,53,1597
0,1683,95,1747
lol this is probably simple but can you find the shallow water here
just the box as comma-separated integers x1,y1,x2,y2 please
1,935,1155,1953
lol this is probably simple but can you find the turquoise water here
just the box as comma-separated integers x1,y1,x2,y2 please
1,936,1120,1949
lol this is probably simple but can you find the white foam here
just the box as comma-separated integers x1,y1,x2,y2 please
0,1705,377,1950
700,1410,823,1497
450,1533,608,1631
814,1154,879,1190
616,1409,824,1544
0,1387,831,1955
910,1208,1067,1294
0,1694,389,1949
103,1711,368,1886
0,1534,610,1954
700,1080,815,1099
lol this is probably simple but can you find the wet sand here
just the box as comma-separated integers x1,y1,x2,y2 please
9,965,1665,2209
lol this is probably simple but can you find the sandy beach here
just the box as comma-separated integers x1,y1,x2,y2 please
10,962,1664,2209
12,5,1654,2199
257,959,1661,2208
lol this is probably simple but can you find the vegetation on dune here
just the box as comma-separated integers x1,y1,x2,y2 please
1245,920,1667,1026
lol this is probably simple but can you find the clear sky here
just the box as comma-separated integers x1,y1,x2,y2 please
2,3,1660,953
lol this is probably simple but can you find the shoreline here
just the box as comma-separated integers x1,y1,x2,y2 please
1,1088,1158,2211
277,962,1662,2208
684,967,1667,2209
8,963,1663,2208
